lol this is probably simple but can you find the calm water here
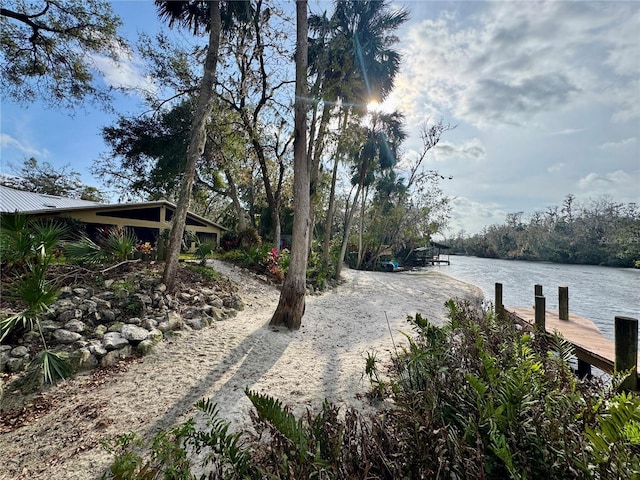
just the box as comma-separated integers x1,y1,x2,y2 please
419,255,640,343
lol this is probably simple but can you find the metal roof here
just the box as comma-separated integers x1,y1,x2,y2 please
0,185,103,213
0,186,227,231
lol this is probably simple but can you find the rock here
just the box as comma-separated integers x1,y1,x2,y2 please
134,293,152,306
53,329,82,344
155,283,167,293
148,328,164,343
226,294,245,311
64,319,86,333
96,291,115,300
99,309,116,323
91,297,112,310
107,322,124,333
121,324,149,343
79,299,98,314
178,292,192,302
125,316,142,325
73,287,90,297
166,311,183,330
10,346,29,358
94,325,107,338
210,308,226,321
136,339,155,355
100,345,132,367
157,321,170,332
39,320,61,333
0,346,11,371
207,295,224,309
102,332,129,350
184,317,203,330
141,318,158,330
72,348,98,369
6,356,27,373
89,342,108,358
58,286,73,298
58,309,82,323
104,279,115,288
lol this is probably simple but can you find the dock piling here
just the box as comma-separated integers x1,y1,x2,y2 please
495,283,503,320
559,286,569,321
534,295,546,332
615,316,638,391
534,284,543,297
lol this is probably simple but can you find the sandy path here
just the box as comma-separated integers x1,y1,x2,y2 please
0,261,482,480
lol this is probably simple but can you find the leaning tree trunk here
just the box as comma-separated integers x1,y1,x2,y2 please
270,0,308,329
163,1,221,290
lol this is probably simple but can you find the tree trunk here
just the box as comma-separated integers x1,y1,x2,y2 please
270,0,308,330
163,1,221,290
322,109,350,268
356,186,368,269
335,181,363,279
224,167,247,232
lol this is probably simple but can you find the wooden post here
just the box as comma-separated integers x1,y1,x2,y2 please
534,284,543,297
615,316,638,391
577,359,592,379
559,286,569,321
535,295,546,333
495,283,503,320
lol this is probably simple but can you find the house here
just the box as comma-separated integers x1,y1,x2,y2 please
0,186,226,249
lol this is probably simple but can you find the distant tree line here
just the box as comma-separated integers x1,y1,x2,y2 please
448,194,640,268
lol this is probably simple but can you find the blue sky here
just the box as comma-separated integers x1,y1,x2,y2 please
1,0,639,235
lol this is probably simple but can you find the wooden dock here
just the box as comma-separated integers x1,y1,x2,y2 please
495,282,639,390
504,307,639,379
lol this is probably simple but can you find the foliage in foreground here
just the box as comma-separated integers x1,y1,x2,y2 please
103,302,640,479
0,214,72,384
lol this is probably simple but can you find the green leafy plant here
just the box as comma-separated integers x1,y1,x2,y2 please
194,241,216,265
0,214,71,384
184,263,220,282
65,226,138,265
101,399,252,479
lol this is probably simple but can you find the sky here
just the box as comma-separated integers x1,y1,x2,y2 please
1,0,639,236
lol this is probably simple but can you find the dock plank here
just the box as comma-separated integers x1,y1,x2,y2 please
504,307,639,377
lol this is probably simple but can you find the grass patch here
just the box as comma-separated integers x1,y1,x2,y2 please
183,263,220,282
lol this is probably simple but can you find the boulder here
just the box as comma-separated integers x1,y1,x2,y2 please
121,324,149,343
102,332,129,350
64,319,86,333
136,339,155,356
10,346,29,358
53,329,82,344
100,345,132,367
166,311,183,330
58,309,82,323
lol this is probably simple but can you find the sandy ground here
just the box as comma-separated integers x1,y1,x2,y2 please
0,260,482,480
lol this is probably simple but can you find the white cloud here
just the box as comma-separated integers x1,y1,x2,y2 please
599,137,638,150
0,133,49,157
92,54,156,94
433,138,486,163
547,162,565,173
393,1,640,129
444,196,508,235
577,170,640,202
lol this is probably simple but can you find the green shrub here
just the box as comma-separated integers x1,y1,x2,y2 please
0,214,71,385
103,301,640,479
65,226,138,265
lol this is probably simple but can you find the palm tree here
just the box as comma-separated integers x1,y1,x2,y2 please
307,0,408,269
336,110,407,277
155,0,252,290
269,0,309,330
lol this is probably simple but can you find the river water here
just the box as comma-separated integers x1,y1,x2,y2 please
413,255,639,343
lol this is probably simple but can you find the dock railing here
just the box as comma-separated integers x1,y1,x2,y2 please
495,282,638,391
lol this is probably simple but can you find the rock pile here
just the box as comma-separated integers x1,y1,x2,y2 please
0,268,245,375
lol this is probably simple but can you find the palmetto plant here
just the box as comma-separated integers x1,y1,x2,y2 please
65,226,138,264
0,214,71,384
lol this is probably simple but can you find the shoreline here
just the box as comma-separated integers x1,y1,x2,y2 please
0,261,482,480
